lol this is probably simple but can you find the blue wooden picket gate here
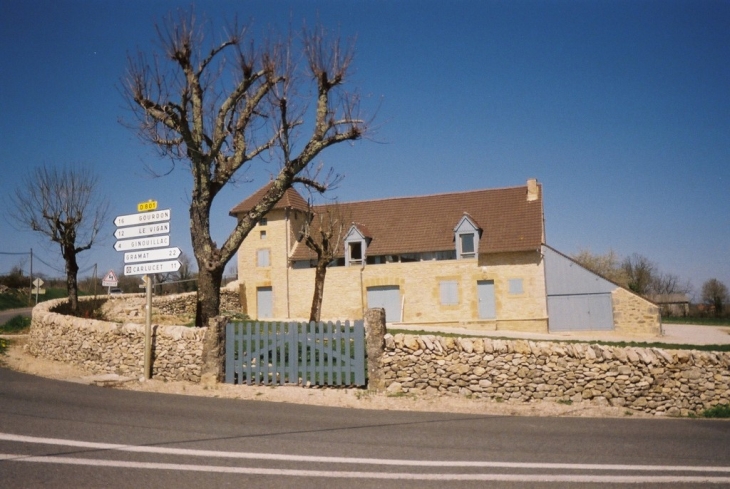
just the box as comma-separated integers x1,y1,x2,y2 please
225,320,366,387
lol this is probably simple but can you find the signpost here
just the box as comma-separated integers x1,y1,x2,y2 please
32,278,45,304
124,259,181,276
123,247,181,264
114,235,170,252
114,200,180,381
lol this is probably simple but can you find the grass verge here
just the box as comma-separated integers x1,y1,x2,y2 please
0,315,31,334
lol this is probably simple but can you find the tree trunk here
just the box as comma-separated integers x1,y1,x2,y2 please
63,246,79,313
309,260,328,323
195,266,224,328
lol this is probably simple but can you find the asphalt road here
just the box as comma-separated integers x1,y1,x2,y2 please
1,368,729,488
0,307,32,326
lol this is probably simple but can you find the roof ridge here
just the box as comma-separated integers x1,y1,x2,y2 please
315,182,535,206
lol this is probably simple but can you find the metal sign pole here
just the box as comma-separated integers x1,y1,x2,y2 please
144,274,152,380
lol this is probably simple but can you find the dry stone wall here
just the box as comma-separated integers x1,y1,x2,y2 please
28,295,216,382
381,333,730,416
147,289,243,318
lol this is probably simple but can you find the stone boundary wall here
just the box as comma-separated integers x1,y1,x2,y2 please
29,296,209,382
148,289,242,318
380,333,730,416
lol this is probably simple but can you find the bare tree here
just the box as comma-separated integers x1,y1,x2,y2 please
574,250,691,297
651,272,692,296
298,202,347,322
10,165,108,312
621,254,656,296
702,279,729,316
174,251,196,292
123,11,368,326
572,249,629,287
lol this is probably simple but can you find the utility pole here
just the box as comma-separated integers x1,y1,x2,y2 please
29,248,33,305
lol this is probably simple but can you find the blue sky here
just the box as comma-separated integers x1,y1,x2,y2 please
1,0,728,298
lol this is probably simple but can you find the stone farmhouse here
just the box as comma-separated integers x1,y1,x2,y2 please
230,179,660,335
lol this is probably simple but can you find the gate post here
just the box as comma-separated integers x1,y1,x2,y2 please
365,308,387,392
201,316,227,386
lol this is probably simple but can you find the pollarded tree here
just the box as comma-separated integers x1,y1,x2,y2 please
10,165,108,312
123,11,368,326
702,279,729,316
298,202,348,322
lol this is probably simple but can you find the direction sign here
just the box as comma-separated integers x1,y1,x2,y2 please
114,235,170,252
114,222,170,240
114,209,170,228
124,260,181,276
124,247,181,264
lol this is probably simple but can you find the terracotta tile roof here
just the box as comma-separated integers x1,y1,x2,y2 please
287,182,544,261
229,182,310,216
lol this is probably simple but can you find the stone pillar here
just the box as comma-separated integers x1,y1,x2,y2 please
365,308,387,392
200,316,227,386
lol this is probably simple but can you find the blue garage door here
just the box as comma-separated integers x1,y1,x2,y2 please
367,286,401,322
547,294,613,331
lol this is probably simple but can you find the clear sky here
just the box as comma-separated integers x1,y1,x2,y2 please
1,0,728,299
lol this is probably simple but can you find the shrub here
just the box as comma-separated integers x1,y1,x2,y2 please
701,404,730,419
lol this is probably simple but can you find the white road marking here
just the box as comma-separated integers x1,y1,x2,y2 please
2,432,729,483
1,453,730,483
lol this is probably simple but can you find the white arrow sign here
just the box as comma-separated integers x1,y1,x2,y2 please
114,235,170,252
124,247,182,264
124,260,181,276
114,222,170,240
114,209,171,228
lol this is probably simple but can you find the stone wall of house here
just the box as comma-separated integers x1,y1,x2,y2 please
380,333,730,416
611,287,661,336
242,230,549,332
27,294,234,382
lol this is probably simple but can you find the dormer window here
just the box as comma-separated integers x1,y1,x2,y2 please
454,214,481,260
344,223,371,266
348,241,363,264
460,233,475,258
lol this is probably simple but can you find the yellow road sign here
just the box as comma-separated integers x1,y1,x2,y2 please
137,200,158,212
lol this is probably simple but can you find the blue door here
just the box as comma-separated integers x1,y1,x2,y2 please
257,286,273,319
547,294,614,331
367,286,401,322
477,280,496,319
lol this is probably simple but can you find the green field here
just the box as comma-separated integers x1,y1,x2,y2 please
0,293,28,310
662,316,730,326
0,288,79,312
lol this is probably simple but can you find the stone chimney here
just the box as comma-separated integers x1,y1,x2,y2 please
527,178,539,202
